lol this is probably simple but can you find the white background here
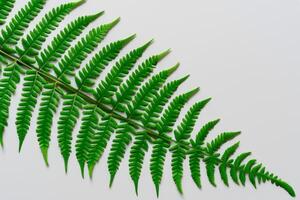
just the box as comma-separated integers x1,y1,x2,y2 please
0,0,299,199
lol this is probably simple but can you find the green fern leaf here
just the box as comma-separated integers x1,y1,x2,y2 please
94,41,152,104
111,49,170,112
57,19,118,171
0,0,46,53
150,89,199,195
188,120,220,188
129,131,150,194
195,119,220,145
219,142,239,186
58,94,85,172
171,99,210,193
206,132,241,154
36,13,99,72
16,2,82,150
205,156,219,187
230,152,251,185
74,36,136,176
36,14,100,164
75,35,135,94
126,63,178,119
128,77,191,193
188,146,203,188
141,75,189,128
16,1,83,64
55,14,117,84
0,63,24,145
174,99,211,141
108,121,134,187
75,105,103,177
171,144,185,194
16,69,45,150
0,0,295,197
0,0,15,25
75,41,157,176
37,83,62,166
87,115,117,178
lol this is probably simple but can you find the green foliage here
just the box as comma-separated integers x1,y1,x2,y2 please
0,0,295,198
0,0,15,25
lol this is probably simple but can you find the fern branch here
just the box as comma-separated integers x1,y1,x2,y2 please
0,0,46,52
16,1,84,150
0,0,15,25
150,89,199,196
57,19,119,171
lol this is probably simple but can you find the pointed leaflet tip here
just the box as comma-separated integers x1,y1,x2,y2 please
122,34,136,45
73,0,86,8
64,157,69,174
109,17,121,27
157,48,171,61
41,148,49,167
176,181,184,195
18,138,25,153
178,74,190,84
185,87,200,99
134,180,139,196
141,39,154,50
155,184,160,197
0,137,3,149
80,163,85,179
109,174,116,188
90,11,105,21
88,165,95,179
166,62,180,75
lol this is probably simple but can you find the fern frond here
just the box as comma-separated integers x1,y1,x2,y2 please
75,35,135,94
0,63,24,145
87,114,117,178
195,119,220,145
141,75,189,128
57,19,119,171
16,69,45,150
206,132,241,154
75,104,103,177
35,14,100,164
174,99,211,142
16,2,83,150
129,77,187,193
127,77,190,193
0,0,15,25
58,94,85,172
36,13,99,72
171,99,210,193
230,152,251,184
170,144,185,194
219,142,239,186
126,63,178,119
37,83,62,166
129,131,150,194
150,89,198,196
188,120,219,188
111,49,170,112
204,132,240,186
55,13,116,84
108,121,134,186
16,1,83,64
94,41,152,103
0,0,295,197
0,0,46,52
